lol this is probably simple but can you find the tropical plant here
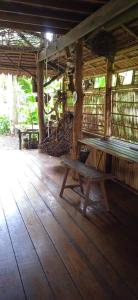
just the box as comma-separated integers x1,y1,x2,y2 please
18,76,38,127
0,115,10,134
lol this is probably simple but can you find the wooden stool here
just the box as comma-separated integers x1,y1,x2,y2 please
60,159,114,216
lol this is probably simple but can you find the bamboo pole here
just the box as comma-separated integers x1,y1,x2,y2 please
72,39,83,160
104,57,113,137
37,61,45,143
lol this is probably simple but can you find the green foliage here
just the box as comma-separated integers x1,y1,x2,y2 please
0,115,10,134
94,76,105,88
45,78,62,94
18,76,38,126
18,76,32,94
22,108,38,125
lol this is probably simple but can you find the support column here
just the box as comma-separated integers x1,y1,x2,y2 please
104,57,113,137
104,57,113,172
72,39,83,160
37,61,45,143
62,75,67,113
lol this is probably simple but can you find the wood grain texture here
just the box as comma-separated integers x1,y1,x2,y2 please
0,149,138,300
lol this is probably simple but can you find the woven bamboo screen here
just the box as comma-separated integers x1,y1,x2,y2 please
111,90,138,142
82,90,105,134
81,70,138,142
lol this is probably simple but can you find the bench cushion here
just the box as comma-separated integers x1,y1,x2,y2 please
62,159,113,181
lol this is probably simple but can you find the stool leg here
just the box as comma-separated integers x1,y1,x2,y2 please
83,180,91,216
78,175,84,194
100,181,109,211
59,167,70,197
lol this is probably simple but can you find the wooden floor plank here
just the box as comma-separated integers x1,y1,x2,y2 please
9,165,112,300
0,150,138,300
8,176,83,300
20,154,138,300
24,151,138,298
0,170,54,300
0,204,26,300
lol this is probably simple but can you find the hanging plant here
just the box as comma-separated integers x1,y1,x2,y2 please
87,30,117,59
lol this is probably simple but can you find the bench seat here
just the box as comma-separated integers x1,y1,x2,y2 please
60,159,114,216
63,159,112,181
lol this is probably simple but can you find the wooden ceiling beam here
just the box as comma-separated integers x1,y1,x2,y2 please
104,5,138,31
39,0,137,62
1,0,104,14
0,62,36,70
121,24,138,42
0,2,87,23
0,21,67,34
85,5,138,45
0,46,37,54
0,11,74,30
84,44,138,67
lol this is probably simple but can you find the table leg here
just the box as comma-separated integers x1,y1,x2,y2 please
77,141,81,160
60,167,70,197
19,131,21,150
29,133,31,149
96,151,104,169
105,153,112,173
83,179,91,216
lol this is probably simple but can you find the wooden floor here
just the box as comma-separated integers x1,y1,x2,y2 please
0,149,138,300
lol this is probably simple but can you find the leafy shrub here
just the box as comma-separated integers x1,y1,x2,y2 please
0,115,10,134
18,76,38,126
18,76,32,94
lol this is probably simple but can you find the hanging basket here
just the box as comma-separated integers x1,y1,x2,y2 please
87,30,117,58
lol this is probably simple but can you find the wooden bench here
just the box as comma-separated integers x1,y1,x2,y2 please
60,159,114,216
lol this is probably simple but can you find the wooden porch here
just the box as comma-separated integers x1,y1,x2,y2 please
0,149,138,300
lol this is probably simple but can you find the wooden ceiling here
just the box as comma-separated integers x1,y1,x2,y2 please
0,0,137,77
0,0,109,34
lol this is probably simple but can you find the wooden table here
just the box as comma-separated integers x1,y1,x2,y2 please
18,129,39,150
78,138,138,172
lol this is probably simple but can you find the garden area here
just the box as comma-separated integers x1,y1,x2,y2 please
0,73,63,150
0,74,39,149
0,74,38,134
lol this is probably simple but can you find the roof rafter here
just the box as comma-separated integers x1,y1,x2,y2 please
1,0,106,14
121,24,138,42
0,2,86,23
0,11,74,30
0,21,66,34
17,32,35,48
39,0,137,62
2,54,34,75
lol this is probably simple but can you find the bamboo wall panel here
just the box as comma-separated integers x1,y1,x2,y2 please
86,149,138,191
86,149,106,172
82,91,105,134
112,90,138,142
112,157,138,190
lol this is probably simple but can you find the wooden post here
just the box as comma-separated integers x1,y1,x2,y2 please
104,57,113,137
37,61,45,143
104,57,113,173
72,39,83,160
62,75,66,113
